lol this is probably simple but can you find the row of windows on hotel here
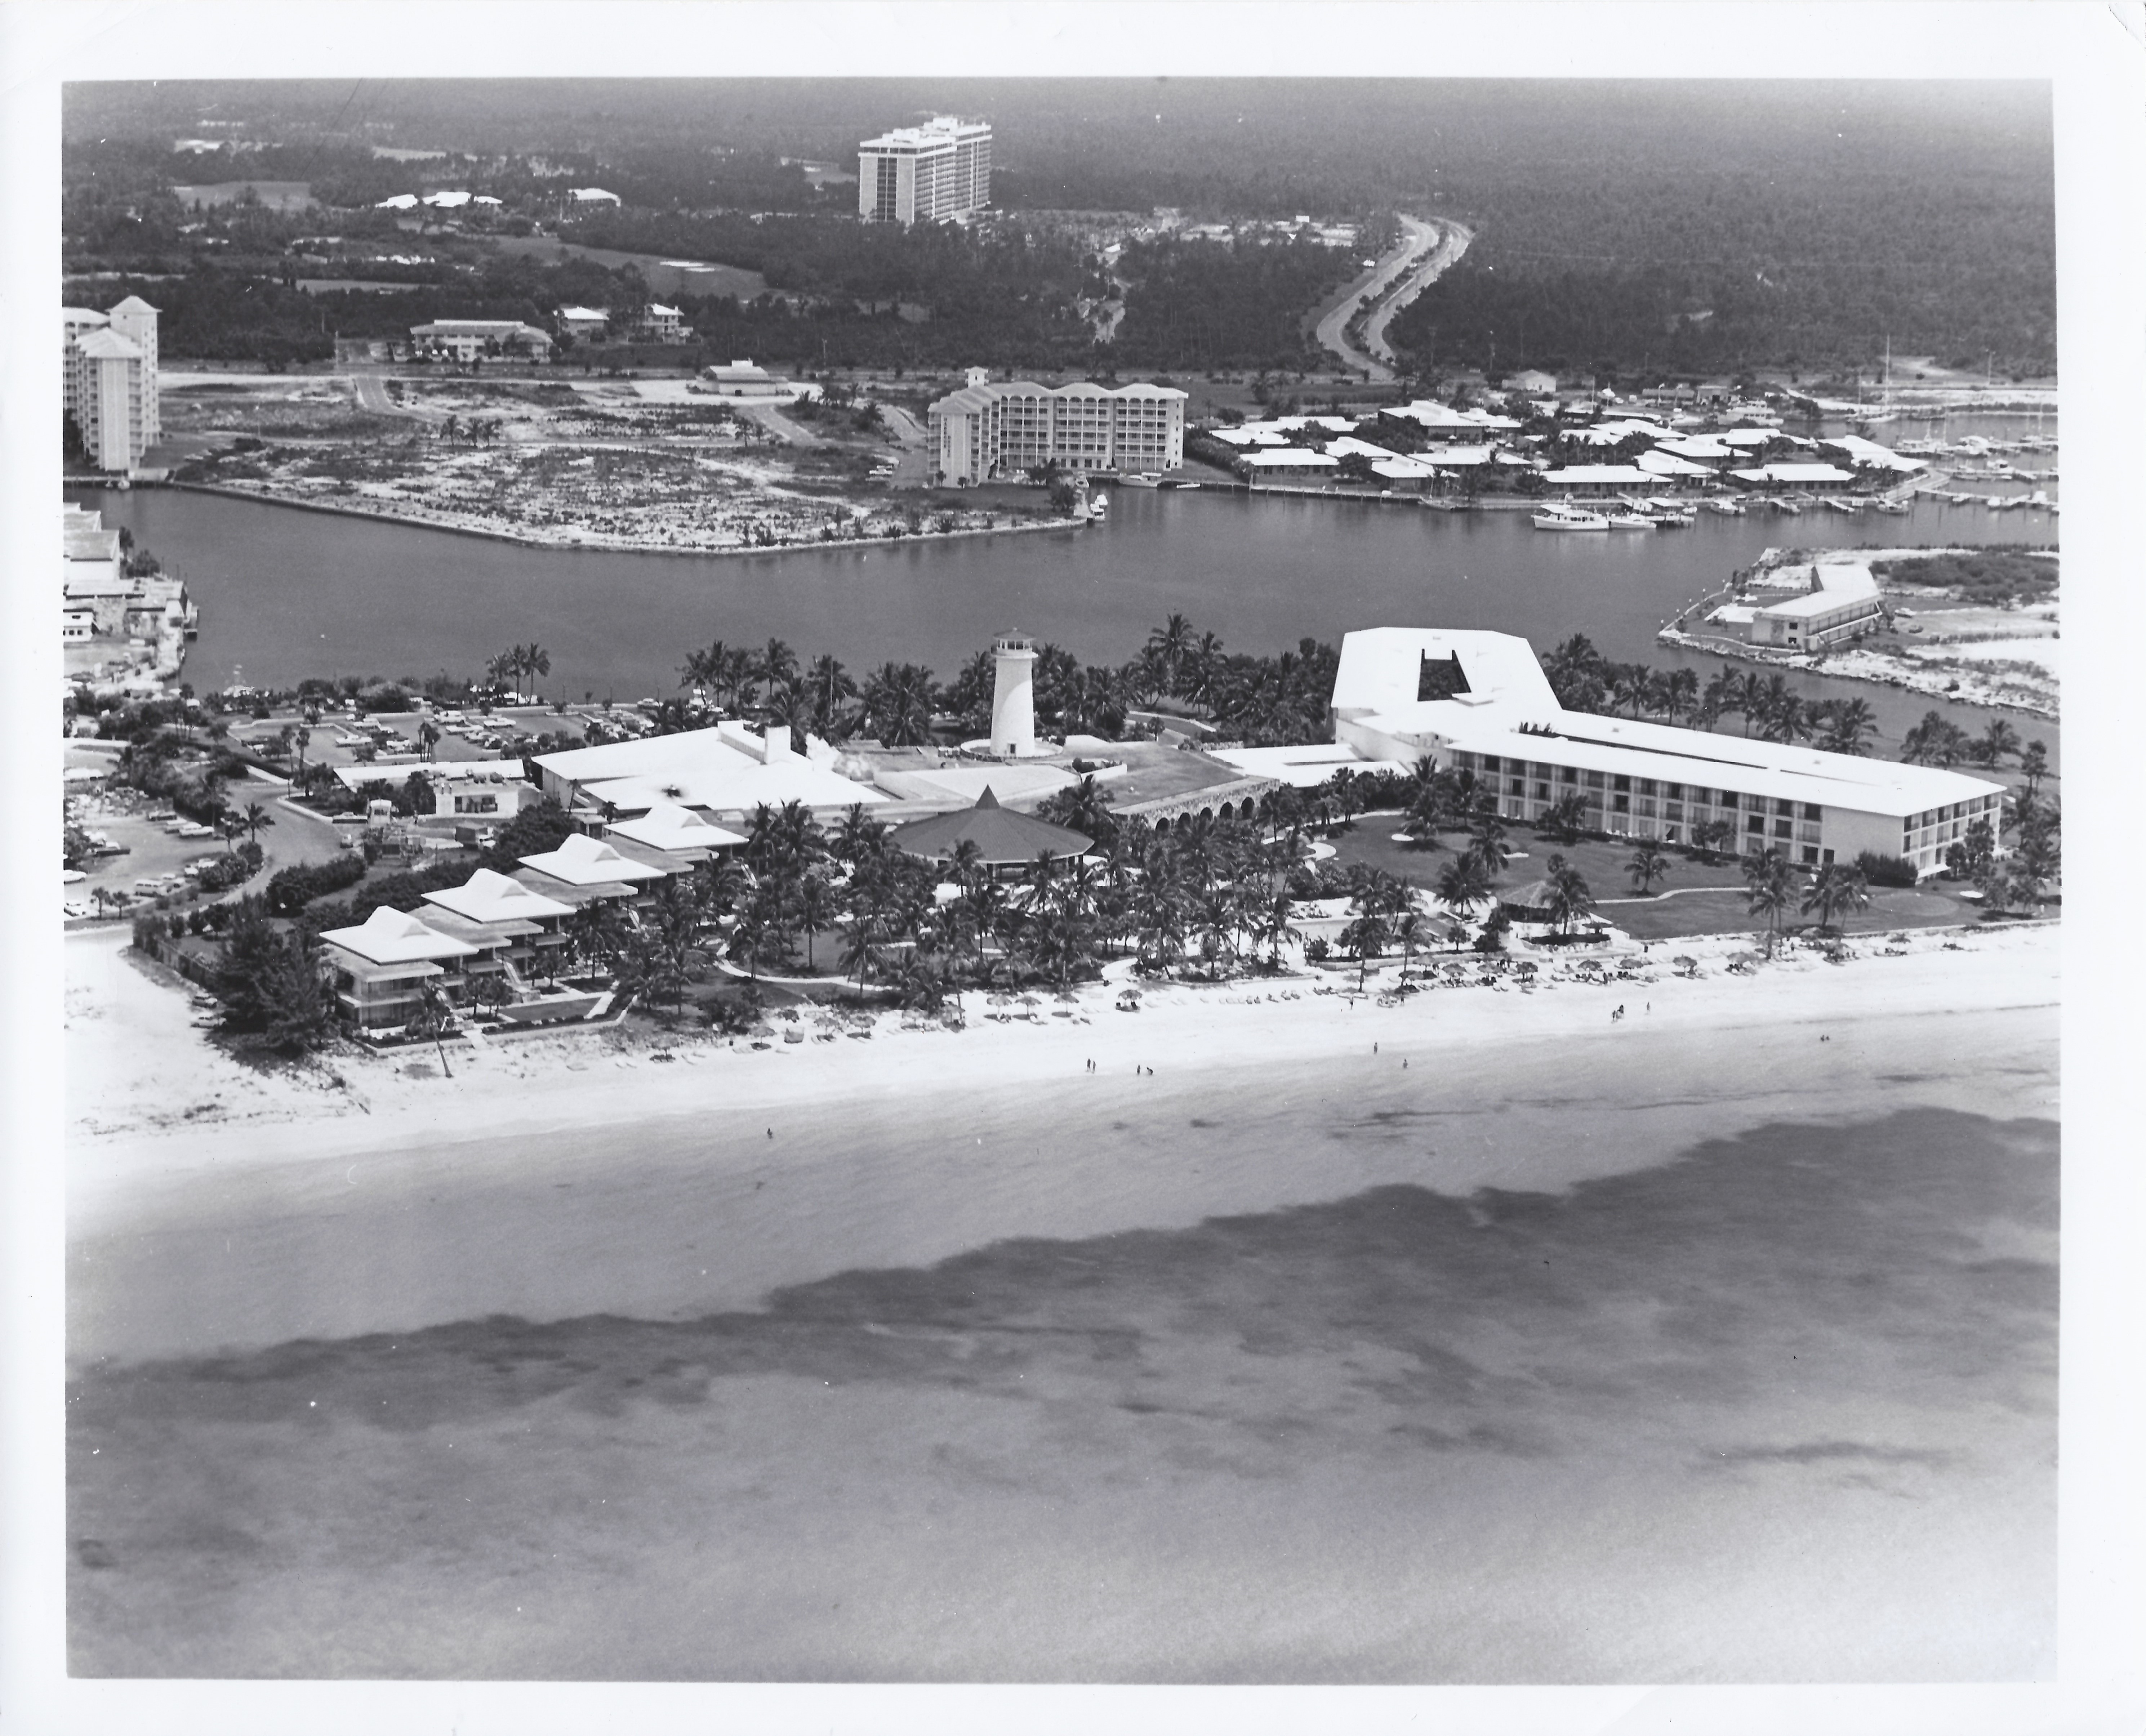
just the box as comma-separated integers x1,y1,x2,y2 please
1448,749,2003,868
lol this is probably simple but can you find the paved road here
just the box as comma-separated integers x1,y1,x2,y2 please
1361,218,1474,374
876,401,932,487
1312,215,1474,383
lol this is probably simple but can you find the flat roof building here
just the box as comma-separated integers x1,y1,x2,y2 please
859,117,991,225
410,319,553,362
1749,562,1886,652
1327,626,2003,878
929,376,1186,483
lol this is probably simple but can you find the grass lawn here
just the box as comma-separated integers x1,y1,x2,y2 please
1327,817,1749,900
1327,814,1997,942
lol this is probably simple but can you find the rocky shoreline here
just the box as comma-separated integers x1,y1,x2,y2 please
153,478,1092,557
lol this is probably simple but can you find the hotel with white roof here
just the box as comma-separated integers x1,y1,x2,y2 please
1307,628,2002,877
858,117,991,225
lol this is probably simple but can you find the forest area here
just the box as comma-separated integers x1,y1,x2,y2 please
62,78,2055,379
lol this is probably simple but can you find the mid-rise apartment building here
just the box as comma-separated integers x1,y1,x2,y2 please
927,374,1187,483
858,117,991,224
63,296,160,472
1325,628,2004,879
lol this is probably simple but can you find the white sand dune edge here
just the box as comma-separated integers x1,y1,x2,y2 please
68,922,2059,1215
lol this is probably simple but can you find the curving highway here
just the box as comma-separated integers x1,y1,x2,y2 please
1313,215,1475,383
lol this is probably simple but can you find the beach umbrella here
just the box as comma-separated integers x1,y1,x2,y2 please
1671,955,1698,976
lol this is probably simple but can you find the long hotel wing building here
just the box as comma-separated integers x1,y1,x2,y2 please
927,376,1187,482
858,117,992,224
1323,628,2005,879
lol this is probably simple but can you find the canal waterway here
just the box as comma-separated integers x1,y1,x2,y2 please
73,482,2059,764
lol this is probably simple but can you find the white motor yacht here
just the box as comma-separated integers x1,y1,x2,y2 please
1704,497,1746,517
1531,504,1610,531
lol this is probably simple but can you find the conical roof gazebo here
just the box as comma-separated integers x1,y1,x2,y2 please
886,786,1091,871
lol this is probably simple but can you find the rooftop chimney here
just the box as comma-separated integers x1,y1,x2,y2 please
762,724,792,763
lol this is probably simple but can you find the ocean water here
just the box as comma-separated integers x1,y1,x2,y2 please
70,1090,2056,1681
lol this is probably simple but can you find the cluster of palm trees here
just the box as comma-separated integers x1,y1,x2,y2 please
1741,848,1873,956
656,617,1339,755
561,790,1348,1020
1900,710,2043,772
1540,635,1880,753
485,643,552,703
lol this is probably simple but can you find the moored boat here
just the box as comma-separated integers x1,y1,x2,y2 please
1530,503,1610,531
1604,510,1657,528
1704,497,1746,517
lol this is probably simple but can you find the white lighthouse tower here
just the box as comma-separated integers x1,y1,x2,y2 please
989,632,1039,758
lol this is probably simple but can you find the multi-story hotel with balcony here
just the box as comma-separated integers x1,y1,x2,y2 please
858,117,992,224
927,373,1187,483
63,296,160,473
1320,628,2004,878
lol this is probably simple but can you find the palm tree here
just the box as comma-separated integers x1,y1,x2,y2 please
1977,718,2020,768
791,869,837,973
2017,740,2049,802
1338,905,1393,993
831,802,887,866
1742,846,1797,957
1434,853,1495,920
1542,853,1595,938
1626,838,1671,896
416,719,442,760
291,723,312,772
1058,664,1129,739
756,638,800,697
521,643,551,703
1799,860,1871,934
1753,674,1806,744
1540,790,1590,844
240,800,275,847
1179,631,1225,709
408,981,456,1077
1818,697,1876,757
1691,816,1738,863
1147,613,1195,694
1255,887,1303,969
1463,796,1509,877
807,653,859,740
1608,664,1652,719
1662,666,1700,726
860,662,938,747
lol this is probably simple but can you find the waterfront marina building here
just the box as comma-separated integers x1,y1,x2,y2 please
927,378,1186,482
1328,628,2003,878
858,117,992,224
1748,562,1887,652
